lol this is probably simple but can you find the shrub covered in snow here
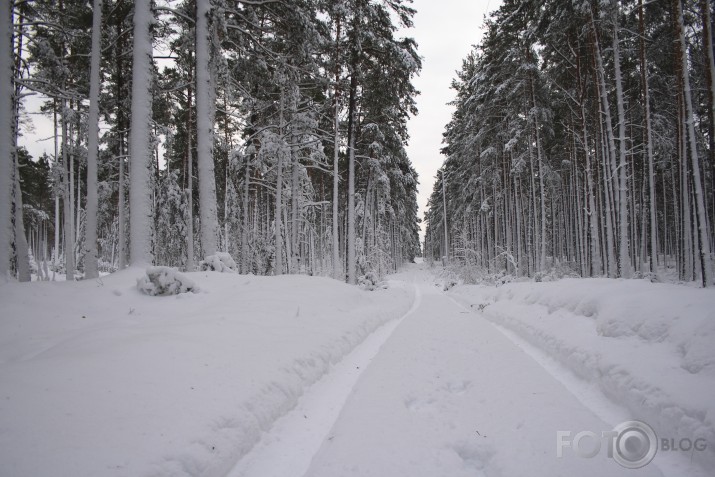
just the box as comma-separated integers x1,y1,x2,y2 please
358,272,386,291
199,252,238,273
137,267,198,296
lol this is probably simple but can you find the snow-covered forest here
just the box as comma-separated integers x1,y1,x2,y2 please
425,0,715,287
1,1,715,476
0,0,421,284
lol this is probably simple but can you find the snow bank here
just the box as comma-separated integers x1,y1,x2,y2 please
0,268,413,477
137,266,199,296
450,278,715,471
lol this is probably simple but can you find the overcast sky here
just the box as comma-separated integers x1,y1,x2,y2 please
402,0,499,241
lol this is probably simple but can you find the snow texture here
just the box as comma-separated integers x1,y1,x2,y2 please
137,266,199,296
0,268,412,476
200,252,238,273
450,278,715,471
1,264,713,476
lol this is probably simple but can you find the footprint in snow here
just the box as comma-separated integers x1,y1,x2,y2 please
445,380,472,395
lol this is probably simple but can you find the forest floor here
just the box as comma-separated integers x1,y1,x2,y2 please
1,263,714,476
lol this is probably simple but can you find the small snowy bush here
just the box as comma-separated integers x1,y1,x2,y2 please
199,252,238,273
137,266,198,296
358,272,385,291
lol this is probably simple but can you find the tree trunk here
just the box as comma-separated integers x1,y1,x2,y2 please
346,1,362,285
275,85,285,275
639,0,658,273
129,0,154,266
332,15,342,280
241,154,250,273
13,153,30,281
441,170,449,264
346,71,358,284
611,0,632,278
115,22,127,271
185,87,195,271
1,0,15,279
84,0,102,279
290,85,300,273
53,102,60,275
196,0,219,258
675,0,713,286
62,100,75,279
591,10,619,277
702,0,715,184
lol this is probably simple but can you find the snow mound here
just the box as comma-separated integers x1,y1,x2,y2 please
450,278,715,472
200,252,238,273
137,266,198,296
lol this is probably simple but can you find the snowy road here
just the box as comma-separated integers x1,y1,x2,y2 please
227,264,709,477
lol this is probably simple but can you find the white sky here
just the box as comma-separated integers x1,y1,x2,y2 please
19,0,501,242
402,0,499,241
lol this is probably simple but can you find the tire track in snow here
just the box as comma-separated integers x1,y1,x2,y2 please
226,284,422,477
446,293,711,477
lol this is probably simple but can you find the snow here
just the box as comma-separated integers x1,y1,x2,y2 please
302,279,628,476
137,266,199,296
229,285,422,477
0,268,412,476
1,264,713,476
200,253,238,273
449,277,715,473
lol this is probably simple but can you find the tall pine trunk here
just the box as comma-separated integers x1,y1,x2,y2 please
185,84,195,271
129,0,154,266
289,84,300,273
62,100,75,278
346,68,358,283
84,0,102,279
611,1,632,278
702,0,715,182
241,153,250,273
115,26,127,270
196,0,219,258
275,85,285,275
675,0,713,286
13,153,30,281
639,0,658,273
591,9,619,277
441,170,449,263
1,0,15,280
53,103,60,275
332,15,342,280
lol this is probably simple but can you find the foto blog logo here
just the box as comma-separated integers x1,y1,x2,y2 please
556,420,708,469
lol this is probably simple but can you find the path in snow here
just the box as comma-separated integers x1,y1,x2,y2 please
227,283,422,477
228,264,703,476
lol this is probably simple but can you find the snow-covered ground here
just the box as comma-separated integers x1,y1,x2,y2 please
0,267,412,476
448,277,715,475
1,263,713,476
